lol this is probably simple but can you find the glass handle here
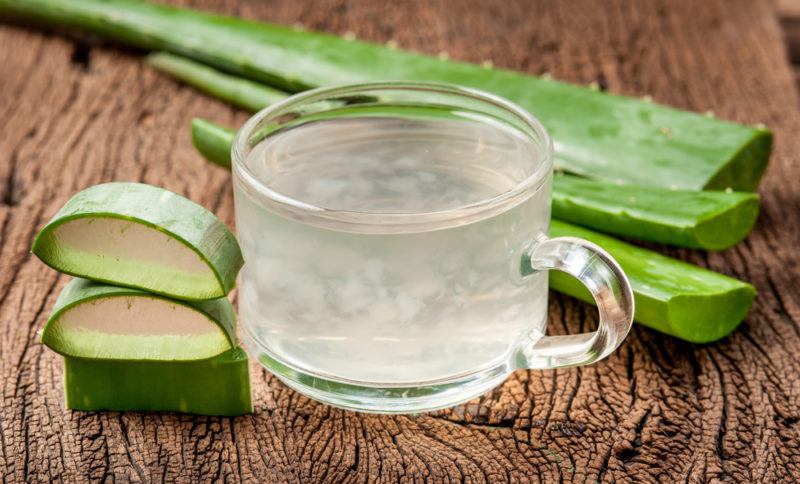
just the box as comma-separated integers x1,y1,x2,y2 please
521,236,634,369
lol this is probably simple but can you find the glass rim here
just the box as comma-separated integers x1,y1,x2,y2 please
232,81,554,231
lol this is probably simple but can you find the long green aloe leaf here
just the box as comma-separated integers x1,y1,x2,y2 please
191,118,240,169
191,117,761,250
147,52,286,111
65,347,252,415
191,118,236,170
42,278,237,361
0,0,771,190
32,182,243,301
549,220,755,343
552,175,760,250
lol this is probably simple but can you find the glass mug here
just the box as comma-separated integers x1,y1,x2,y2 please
232,82,634,413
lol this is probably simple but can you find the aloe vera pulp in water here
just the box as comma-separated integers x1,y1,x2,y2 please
236,115,553,382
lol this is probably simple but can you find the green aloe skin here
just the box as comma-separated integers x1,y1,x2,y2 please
190,119,239,169
552,175,760,250
191,119,236,169
65,347,253,416
0,0,771,190
32,182,243,301
147,52,287,111
550,221,755,343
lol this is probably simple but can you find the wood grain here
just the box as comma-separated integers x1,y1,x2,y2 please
778,0,800,62
1,0,799,481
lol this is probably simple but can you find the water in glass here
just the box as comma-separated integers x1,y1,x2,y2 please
235,115,551,384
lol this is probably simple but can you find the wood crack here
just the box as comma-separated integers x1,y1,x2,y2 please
707,351,730,479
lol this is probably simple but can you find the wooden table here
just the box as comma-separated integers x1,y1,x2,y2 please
1,1,798,481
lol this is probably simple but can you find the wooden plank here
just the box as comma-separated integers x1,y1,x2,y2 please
1,0,799,481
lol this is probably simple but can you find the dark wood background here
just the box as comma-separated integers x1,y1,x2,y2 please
1,0,799,482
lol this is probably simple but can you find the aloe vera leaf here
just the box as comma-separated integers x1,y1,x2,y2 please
552,175,760,250
192,117,761,249
147,52,286,111
32,182,243,301
64,347,252,415
0,0,771,190
191,118,240,169
549,220,755,343
42,278,236,361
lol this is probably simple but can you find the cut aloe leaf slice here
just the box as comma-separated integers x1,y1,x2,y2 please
65,347,252,416
32,182,243,300
42,278,236,361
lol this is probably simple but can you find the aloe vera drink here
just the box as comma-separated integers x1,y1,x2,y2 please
235,115,551,384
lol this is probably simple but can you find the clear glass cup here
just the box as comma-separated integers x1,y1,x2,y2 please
232,82,634,413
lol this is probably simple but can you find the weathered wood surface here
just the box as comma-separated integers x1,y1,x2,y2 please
779,0,800,62
1,0,799,481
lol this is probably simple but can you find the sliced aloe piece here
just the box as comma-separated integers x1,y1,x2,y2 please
65,347,252,416
549,220,756,343
32,182,243,300
42,278,236,361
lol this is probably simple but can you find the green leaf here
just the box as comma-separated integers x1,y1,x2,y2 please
147,52,287,111
191,119,238,169
0,0,771,190
552,175,760,250
549,220,756,343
